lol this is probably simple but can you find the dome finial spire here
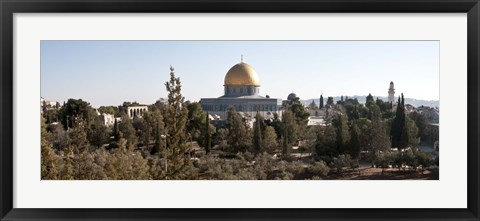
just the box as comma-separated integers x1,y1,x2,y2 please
241,54,243,63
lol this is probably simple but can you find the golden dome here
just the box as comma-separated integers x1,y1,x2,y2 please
224,62,260,86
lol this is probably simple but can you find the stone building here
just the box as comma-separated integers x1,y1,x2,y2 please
127,106,148,119
97,113,116,127
388,81,395,104
200,58,282,120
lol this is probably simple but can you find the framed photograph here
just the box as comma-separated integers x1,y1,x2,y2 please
1,0,479,220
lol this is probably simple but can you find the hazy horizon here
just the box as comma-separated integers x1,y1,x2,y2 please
41,40,440,108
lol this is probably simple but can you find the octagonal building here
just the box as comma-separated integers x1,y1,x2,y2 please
200,58,282,120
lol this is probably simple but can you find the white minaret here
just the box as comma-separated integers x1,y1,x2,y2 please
388,81,395,103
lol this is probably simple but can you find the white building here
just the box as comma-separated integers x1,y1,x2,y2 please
388,81,395,104
127,106,148,119
40,97,58,111
97,113,116,127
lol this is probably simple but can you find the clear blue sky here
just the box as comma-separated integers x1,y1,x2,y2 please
41,41,439,108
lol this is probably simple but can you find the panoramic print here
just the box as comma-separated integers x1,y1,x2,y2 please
40,41,439,180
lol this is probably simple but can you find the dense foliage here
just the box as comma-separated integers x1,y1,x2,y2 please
41,67,438,180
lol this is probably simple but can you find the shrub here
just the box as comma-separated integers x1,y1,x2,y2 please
330,154,353,174
307,161,330,178
415,150,434,174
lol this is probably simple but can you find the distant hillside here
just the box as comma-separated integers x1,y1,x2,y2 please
302,95,439,108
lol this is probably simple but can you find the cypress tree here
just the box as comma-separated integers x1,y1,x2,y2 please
113,118,120,141
204,112,211,154
391,97,401,148
349,120,361,158
366,93,374,104
281,109,297,156
319,95,324,109
253,111,263,154
334,114,350,154
391,93,407,149
152,111,165,155
282,124,289,156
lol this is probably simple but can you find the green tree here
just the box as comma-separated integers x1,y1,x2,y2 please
331,154,353,175
391,94,406,149
326,97,334,106
49,123,69,151
97,106,118,116
333,113,350,154
289,98,310,124
112,118,121,141
400,116,420,148
227,107,251,152
366,93,374,105
148,99,167,113
215,128,230,151
186,102,205,140
344,104,360,121
118,114,138,151
281,109,297,155
164,66,188,148
132,117,151,147
319,95,324,109
60,153,74,180
186,102,215,149
415,150,434,174
253,111,264,154
204,112,212,154
308,100,318,110
87,120,110,148
409,111,428,140
376,98,392,114
59,98,97,129
368,104,391,165
143,110,165,154
68,117,90,154
356,118,372,151
349,120,361,158
315,124,337,157
43,108,60,124
41,116,59,180
374,151,394,175
270,112,283,140
307,161,330,178
74,151,98,180
163,66,191,179
262,126,278,154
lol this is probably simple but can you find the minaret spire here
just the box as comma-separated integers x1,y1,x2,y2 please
388,81,395,104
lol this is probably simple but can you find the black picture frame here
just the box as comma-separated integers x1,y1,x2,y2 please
1,0,479,220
